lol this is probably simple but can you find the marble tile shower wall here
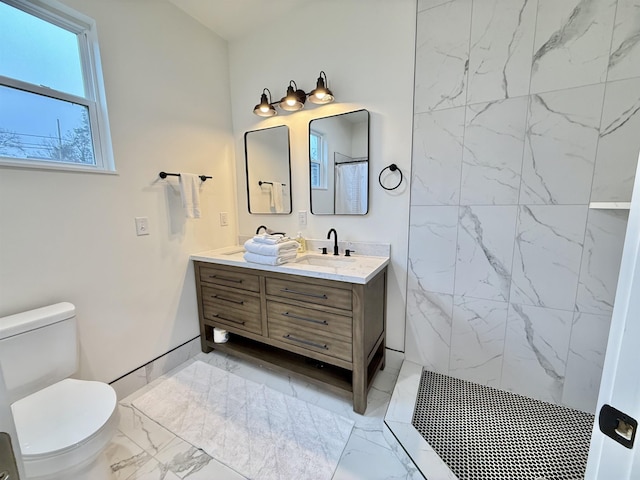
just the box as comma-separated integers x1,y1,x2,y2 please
406,0,640,413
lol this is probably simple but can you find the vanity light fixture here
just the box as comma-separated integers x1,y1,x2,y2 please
252,71,335,117
279,80,306,112
308,71,334,105
253,88,277,117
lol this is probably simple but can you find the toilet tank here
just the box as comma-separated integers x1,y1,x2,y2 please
0,302,78,404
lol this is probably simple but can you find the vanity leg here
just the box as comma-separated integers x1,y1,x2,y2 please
353,371,367,415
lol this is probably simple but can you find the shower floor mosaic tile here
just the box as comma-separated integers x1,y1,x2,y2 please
412,371,594,480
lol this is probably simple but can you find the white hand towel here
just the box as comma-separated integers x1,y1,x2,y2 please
243,251,297,266
244,239,299,256
253,234,289,245
179,173,201,218
271,181,284,213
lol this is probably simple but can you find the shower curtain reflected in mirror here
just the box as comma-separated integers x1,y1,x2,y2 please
335,152,368,214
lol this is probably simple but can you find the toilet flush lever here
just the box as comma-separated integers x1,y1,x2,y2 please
0,471,10,479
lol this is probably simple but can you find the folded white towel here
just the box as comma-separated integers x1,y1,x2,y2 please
253,234,290,245
179,173,201,218
243,251,297,266
271,181,284,213
244,239,299,256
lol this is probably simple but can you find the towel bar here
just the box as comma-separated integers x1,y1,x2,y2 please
159,171,212,182
258,180,287,186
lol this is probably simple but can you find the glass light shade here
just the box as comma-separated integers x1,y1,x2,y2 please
308,75,334,105
253,92,276,117
279,86,305,112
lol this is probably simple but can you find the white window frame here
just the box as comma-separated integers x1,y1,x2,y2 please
0,0,115,173
310,130,327,190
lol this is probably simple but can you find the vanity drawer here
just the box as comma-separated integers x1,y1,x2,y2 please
266,301,352,339
268,318,352,363
265,277,352,311
202,285,261,335
199,265,260,292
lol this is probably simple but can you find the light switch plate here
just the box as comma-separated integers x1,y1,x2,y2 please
298,210,307,227
220,212,229,226
135,217,149,236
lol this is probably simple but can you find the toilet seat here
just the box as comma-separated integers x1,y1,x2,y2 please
11,378,119,479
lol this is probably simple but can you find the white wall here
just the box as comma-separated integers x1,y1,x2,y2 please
0,0,236,382
228,0,417,351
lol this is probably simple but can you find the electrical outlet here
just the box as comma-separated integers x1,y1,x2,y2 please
298,210,307,227
219,212,229,226
135,217,149,236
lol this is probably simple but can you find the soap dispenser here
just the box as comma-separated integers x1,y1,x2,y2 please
295,232,306,253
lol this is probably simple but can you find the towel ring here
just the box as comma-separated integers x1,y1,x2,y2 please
378,164,403,191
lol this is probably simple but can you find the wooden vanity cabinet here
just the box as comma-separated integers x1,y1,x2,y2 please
194,261,387,414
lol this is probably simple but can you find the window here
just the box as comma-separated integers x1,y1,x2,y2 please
0,0,114,171
310,130,327,189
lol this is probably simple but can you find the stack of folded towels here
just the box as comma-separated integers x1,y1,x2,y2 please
243,234,299,266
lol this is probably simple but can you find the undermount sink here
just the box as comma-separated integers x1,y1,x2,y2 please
295,254,356,267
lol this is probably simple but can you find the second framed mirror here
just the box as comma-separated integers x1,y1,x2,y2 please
309,109,369,215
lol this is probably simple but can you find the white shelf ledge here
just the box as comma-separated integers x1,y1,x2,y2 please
589,202,631,210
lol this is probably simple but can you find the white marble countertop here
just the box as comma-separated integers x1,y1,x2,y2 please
190,245,389,284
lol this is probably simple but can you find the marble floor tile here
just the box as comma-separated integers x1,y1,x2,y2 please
110,349,416,480
155,436,246,480
117,403,176,457
332,432,424,480
384,361,456,480
125,457,181,480
105,432,153,480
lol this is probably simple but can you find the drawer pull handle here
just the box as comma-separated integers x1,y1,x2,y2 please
282,312,328,325
283,334,328,350
211,294,244,305
212,314,245,326
280,288,328,299
209,275,243,284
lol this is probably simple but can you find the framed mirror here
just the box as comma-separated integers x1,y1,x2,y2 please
244,125,292,214
309,109,369,215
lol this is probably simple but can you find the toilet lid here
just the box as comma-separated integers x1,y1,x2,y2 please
11,378,117,456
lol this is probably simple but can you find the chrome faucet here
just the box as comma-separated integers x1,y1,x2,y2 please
327,228,339,256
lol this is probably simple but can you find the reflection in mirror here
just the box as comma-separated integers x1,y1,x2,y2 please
245,125,292,214
309,110,369,215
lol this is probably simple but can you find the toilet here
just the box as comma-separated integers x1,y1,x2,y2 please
0,302,119,480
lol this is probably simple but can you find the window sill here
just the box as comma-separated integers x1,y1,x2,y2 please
0,158,118,176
